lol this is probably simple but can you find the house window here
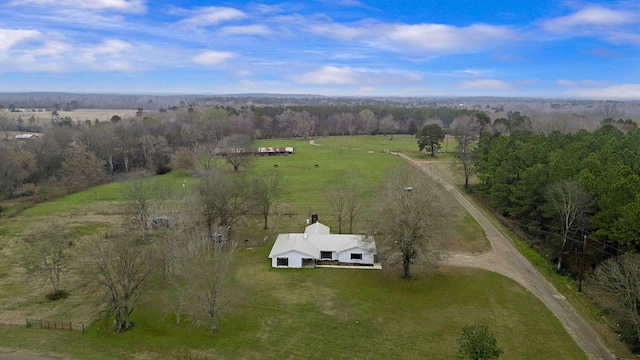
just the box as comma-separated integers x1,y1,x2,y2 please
320,251,332,259
277,258,288,267
350,253,363,260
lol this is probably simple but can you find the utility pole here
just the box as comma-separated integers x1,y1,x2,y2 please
578,233,587,292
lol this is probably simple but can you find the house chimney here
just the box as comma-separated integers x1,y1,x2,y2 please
303,233,308,239
311,213,318,224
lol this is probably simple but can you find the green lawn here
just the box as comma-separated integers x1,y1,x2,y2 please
0,136,584,359
0,247,585,359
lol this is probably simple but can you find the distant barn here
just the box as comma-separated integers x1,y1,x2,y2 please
214,146,293,157
14,134,39,140
256,147,294,156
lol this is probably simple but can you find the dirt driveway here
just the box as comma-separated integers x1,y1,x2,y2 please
0,351,61,360
401,155,616,360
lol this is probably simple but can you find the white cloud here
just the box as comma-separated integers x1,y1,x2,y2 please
309,21,382,40
387,23,515,53
543,6,635,33
461,69,486,76
221,25,270,36
178,7,245,27
101,60,136,71
75,39,136,71
563,84,640,100
193,51,237,65
295,66,362,85
0,29,40,51
556,79,601,87
606,31,640,45
10,0,146,13
248,3,284,14
293,66,422,85
310,21,516,54
459,79,511,90
90,39,133,54
28,40,71,57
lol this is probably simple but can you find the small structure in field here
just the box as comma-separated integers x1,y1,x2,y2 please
14,133,39,140
151,216,173,229
268,222,378,269
256,147,294,156
214,146,293,156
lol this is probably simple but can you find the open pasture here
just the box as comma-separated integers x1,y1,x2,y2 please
0,136,585,359
0,257,585,359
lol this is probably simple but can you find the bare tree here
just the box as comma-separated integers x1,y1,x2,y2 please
325,171,358,234
81,122,119,173
379,114,396,139
378,166,448,278
60,144,105,193
222,134,254,172
451,118,475,191
82,234,154,332
345,180,362,234
140,134,171,171
358,109,377,135
323,169,364,235
177,231,237,331
199,167,251,238
597,101,624,120
252,171,286,229
121,174,164,241
23,223,71,299
0,144,36,198
192,143,218,177
544,180,591,270
338,112,356,135
590,253,640,348
293,110,316,139
151,183,194,284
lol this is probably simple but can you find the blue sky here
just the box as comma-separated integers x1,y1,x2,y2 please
1,0,639,99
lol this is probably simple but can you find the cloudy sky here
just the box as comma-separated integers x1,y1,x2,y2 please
1,0,639,99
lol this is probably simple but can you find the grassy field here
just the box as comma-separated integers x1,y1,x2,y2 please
1,108,139,124
0,135,586,359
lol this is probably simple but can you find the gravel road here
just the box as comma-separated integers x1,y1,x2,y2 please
0,351,61,360
402,155,616,360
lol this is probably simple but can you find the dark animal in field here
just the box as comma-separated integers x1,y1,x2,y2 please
314,164,319,168
274,164,278,168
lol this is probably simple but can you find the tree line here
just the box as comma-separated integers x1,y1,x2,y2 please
0,104,485,206
471,124,640,350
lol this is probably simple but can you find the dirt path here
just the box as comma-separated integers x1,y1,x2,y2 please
0,351,61,360
400,154,615,360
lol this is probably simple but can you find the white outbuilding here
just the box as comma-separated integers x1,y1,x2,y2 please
268,222,377,269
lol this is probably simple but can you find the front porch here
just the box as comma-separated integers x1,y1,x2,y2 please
315,260,382,269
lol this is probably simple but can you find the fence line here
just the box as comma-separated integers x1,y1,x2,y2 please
25,318,85,333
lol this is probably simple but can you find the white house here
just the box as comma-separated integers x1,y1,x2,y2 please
268,222,377,268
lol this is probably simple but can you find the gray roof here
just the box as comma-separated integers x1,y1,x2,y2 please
268,222,376,259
